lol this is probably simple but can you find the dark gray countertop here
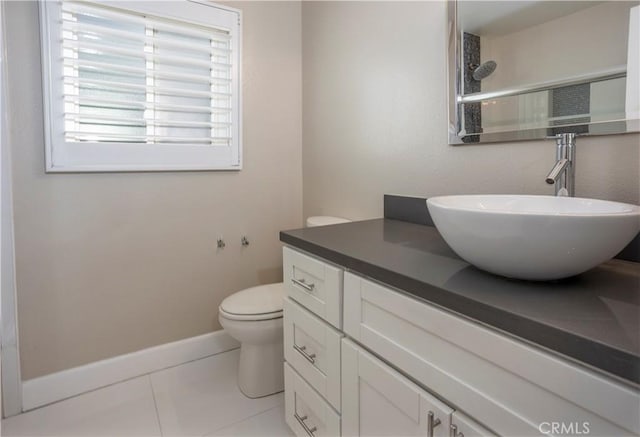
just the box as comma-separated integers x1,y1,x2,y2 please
280,218,640,386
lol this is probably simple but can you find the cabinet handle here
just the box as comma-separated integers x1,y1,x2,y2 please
293,344,316,364
292,277,315,292
427,411,441,437
295,413,317,436
450,423,464,437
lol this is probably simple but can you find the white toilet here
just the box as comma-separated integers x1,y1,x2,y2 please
218,216,350,398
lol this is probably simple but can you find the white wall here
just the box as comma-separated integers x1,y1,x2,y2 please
5,1,302,380
302,1,639,220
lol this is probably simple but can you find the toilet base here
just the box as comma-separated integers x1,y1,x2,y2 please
237,341,284,398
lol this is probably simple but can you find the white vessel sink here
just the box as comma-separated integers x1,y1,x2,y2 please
427,195,640,281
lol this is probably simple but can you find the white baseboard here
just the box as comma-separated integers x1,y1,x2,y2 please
21,330,239,412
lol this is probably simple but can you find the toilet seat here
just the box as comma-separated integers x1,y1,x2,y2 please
219,307,283,321
219,283,284,321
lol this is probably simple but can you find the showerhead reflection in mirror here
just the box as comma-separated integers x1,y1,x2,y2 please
470,60,497,80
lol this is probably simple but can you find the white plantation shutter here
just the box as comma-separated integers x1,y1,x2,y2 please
40,0,242,171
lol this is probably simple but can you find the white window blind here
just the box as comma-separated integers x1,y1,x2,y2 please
40,0,241,172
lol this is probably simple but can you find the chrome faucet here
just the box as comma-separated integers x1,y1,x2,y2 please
545,133,576,197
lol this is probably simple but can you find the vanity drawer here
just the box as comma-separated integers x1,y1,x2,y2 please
285,362,341,437
284,297,343,411
283,247,343,329
343,272,639,436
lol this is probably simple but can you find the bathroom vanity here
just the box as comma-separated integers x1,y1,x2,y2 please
280,209,640,436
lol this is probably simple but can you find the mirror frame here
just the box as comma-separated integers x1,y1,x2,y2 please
447,0,640,145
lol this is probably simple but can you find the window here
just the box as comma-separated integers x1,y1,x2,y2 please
40,0,241,172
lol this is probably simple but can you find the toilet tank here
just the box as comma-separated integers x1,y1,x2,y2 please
306,216,351,227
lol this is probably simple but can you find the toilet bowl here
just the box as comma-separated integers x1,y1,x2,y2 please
219,283,284,398
218,216,350,398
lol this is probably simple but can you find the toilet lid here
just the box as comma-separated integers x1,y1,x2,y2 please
306,216,351,227
219,283,284,317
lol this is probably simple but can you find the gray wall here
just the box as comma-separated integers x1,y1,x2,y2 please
6,1,302,380
302,1,639,220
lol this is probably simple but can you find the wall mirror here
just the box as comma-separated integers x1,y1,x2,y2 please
448,0,640,144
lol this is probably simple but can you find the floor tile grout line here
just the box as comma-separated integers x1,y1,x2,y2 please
201,402,285,437
147,374,165,437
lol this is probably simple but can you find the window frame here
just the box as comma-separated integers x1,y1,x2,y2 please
39,0,242,172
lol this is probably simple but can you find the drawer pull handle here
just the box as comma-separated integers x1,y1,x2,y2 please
294,344,316,364
292,278,315,292
427,411,441,437
295,413,317,436
450,423,464,437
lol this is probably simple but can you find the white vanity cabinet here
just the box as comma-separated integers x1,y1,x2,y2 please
282,247,640,437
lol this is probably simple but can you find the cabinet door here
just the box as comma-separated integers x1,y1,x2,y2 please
342,339,453,437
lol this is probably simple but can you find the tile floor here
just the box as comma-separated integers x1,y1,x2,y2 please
2,349,294,437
